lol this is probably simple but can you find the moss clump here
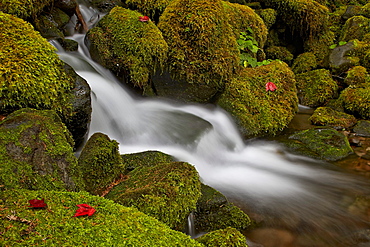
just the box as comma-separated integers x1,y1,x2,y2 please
263,0,329,41
0,108,82,191
218,61,298,137
265,46,293,64
304,30,335,67
123,0,173,18
106,161,201,230
340,16,370,42
0,11,73,115
86,6,168,88
122,150,174,171
158,0,239,87
340,84,370,119
296,69,338,107
194,184,252,233
309,107,357,130
196,227,247,247
256,8,277,29
0,189,204,246
288,127,353,161
344,66,370,86
291,52,317,74
0,0,53,19
78,133,125,196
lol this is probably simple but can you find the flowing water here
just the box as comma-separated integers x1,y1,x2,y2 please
53,4,370,246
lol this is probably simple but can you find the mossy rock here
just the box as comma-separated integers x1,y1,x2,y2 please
78,133,125,196
309,107,357,130
33,7,71,40
291,52,317,74
263,0,329,41
122,0,173,18
0,108,83,191
217,61,298,137
353,120,370,137
121,150,175,171
0,0,53,19
344,66,370,86
328,41,359,74
304,29,335,67
288,127,353,161
340,84,370,119
296,69,338,108
157,0,239,88
0,11,74,116
194,184,252,233
106,161,202,230
0,189,204,246
86,6,168,88
264,46,293,64
256,8,277,29
86,0,122,12
196,227,247,247
361,3,370,18
340,16,370,42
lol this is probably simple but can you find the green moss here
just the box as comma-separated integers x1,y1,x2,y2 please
265,46,293,64
218,61,298,137
86,6,168,88
0,108,82,191
0,12,73,115
296,69,338,107
309,107,357,129
106,162,201,230
256,8,277,29
121,150,174,171
340,16,370,42
78,133,125,196
196,227,247,247
158,0,239,87
344,66,370,86
124,0,173,17
0,189,204,246
340,84,370,119
291,52,317,74
195,184,251,232
361,3,370,18
263,0,329,41
304,30,335,67
0,0,53,19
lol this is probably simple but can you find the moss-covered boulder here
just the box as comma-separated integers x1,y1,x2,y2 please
256,8,277,29
288,127,353,161
106,161,201,230
296,69,338,108
0,189,204,246
217,61,298,137
344,66,370,86
291,52,317,74
340,84,370,119
328,41,359,74
0,11,74,116
0,108,83,191
78,133,125,196
340,16,370,42
86,6,168,88
194,184,252,233
121,150,175,171
122,0,172,18
33,7,71,40
0,0,53,19
155,0,239,102
309,107,357,130
196,227,247,247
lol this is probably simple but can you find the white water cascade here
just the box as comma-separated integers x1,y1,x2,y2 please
53,6,369,245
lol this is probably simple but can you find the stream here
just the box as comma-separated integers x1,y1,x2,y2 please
53,3,370,246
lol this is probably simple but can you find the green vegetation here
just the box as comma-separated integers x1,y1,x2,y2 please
196,227,247,247
0,108,82,191
121,150,174,170
78,133,125,196
218,61,298,137
340,84,370,119
0,0,53,19
291,52,317,74
309,107,357,129
344,66,370,86
0,189,204,246
106,161,201,230
86,6,168,88
0,11,73,116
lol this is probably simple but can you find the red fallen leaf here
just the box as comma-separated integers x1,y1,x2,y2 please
28,198,47,208
265,82,277,92
73,204,96,217
138,16,150,22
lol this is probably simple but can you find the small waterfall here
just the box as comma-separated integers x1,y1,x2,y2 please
53,5,370,246
186,212,196,238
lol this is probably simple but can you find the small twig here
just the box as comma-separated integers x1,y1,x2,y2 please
75,5,88,32
100,174,129,197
